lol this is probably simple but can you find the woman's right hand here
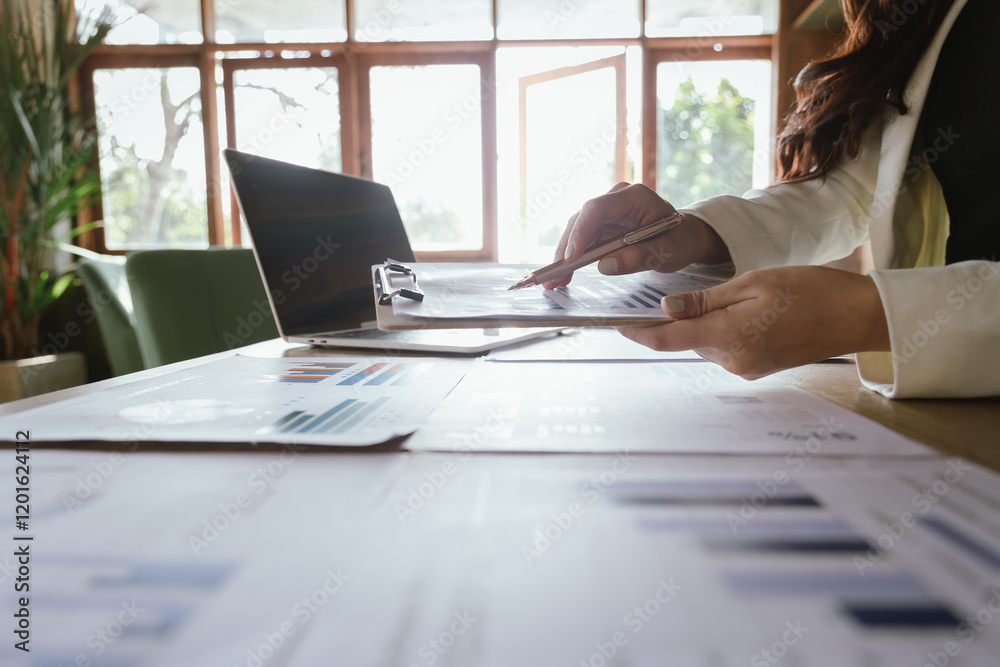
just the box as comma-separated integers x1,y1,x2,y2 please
544,182,731,289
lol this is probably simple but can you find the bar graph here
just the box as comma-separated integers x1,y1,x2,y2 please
277,361,430,388
571,281,663,310
338,363,389,386
335,361,429,387
620,477,967,634
613,479,822,508
268,397,394,435
280,362,354,384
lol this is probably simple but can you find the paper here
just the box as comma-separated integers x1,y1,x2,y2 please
0,449,404,667
10,449,1000,666
404,360,934,456
307,454,1000,667
390,263,725,321
0,354,471,446
486,327,705,362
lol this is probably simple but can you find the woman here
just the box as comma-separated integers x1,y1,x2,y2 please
550,0,999,398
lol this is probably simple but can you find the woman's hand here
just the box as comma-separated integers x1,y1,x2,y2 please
544,182,730,289
617,266,891,379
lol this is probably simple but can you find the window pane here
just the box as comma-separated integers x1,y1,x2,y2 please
369,65,483,251
232,68,342,171
497,0,640,40
94,68,208,248
496,46,637,264
655,60,771,207
76,0,202,45
215,0,347,43
354,0,492,41
521,67,620,262
645,0,778,37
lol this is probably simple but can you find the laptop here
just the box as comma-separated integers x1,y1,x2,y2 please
224,149,555,353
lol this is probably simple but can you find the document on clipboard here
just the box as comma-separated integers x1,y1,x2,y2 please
373,261,729,330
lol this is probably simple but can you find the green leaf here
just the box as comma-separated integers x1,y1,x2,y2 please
0,0,113,359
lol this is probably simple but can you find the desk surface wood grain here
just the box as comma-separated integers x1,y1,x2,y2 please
778,361,1000,471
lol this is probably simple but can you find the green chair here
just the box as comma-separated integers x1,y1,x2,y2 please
77,255,146,376
125,248,279,368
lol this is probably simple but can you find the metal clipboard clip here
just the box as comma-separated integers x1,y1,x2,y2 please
375,260,424,306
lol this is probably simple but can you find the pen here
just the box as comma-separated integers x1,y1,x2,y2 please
507,212,685,290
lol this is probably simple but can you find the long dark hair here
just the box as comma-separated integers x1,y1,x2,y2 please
776,0,957,183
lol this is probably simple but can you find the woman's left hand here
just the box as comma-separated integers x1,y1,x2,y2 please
617,266,891,379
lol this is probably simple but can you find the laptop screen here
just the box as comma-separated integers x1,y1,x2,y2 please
225,150,414,337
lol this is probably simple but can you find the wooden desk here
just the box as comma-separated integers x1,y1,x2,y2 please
3,341,1000,665
3,341,998,471
778,362,1000,472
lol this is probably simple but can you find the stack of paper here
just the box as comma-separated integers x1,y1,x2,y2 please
375,263,726,330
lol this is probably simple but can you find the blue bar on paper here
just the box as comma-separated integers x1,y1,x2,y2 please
315,400,367,433
274,410,304,427
299,400,356,433
724,570,926,597
843,603,961,629
627,292,657,308
639,290,662,304
364,364,405,386
640,517,857,538
329,396,391,434
641,282,668,298
919,517,1000,568
281,413,314,433
92,563,232,589
704,538,871,554
612,478,820,508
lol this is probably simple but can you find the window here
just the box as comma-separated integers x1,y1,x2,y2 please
90,62,210,249
367,61,488,254
222,55,346,244
79,0,780,261
646,44,772,208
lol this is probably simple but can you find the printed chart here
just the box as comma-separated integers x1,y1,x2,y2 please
404,361,933,456
391,264,724,321
0,355,470,446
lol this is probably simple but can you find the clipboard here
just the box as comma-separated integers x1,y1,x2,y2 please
372,260,730,331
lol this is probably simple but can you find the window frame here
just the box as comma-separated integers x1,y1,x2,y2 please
221,53,353,246
78,0,780,260
357,48,498,261
642,35,775,189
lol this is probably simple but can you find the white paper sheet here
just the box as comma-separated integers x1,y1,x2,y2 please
0,449,404,667
8,449,1000,667
486,327,705,362
404,360,934,456
290,454,1000,667
391,264,724,321
0,354,471,446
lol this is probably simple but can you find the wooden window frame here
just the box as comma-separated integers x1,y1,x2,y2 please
221,53,353,246
80,51,216,252
357,49,497,261
77,0,782,261
516,54,627,260
641,35,774,189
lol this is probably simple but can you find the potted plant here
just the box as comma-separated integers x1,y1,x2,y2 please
0,1,113,401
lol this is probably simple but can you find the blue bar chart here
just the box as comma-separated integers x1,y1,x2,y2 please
280,361,354,384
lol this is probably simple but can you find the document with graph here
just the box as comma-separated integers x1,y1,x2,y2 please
374,263,728,330
0,354,471,447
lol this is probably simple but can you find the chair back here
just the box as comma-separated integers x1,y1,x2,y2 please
125,248,279,367
77,256,145,376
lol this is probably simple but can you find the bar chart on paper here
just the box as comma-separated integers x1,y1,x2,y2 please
279,361,432,387
280,361,354,384
545,276,718,312
0,355,471,446
387,264,727,323
404,361,933,456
